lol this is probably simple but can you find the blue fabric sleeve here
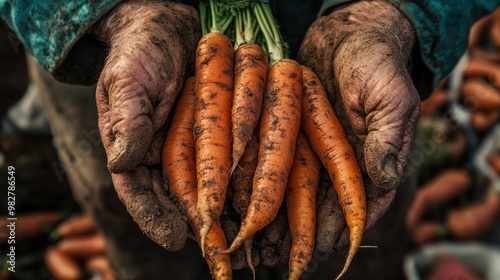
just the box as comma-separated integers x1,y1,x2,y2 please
0,0,122,83
320,0,500,89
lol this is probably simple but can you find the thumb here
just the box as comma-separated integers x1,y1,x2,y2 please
96,76,155,174
363,75,420,193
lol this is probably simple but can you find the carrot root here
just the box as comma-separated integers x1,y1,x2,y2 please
222,59,304,254
300,65,366,280
194,31,235,255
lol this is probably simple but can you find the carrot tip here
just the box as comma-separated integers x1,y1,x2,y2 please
335,230,363,280
244,239,255,280
199,226,210,257
217,232,246,255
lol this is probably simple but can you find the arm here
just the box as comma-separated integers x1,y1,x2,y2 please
0,0,122,84
1,0,201,252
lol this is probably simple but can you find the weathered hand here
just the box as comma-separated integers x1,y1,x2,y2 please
297,1,420,252
92,0,200,251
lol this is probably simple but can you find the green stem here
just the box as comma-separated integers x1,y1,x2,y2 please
199,1,208,36
220,14,234,34
235,10,244,49
208,0,234,34
210,0,217,32
243,6,254,44
254,2,284,64
254,4,272,44
262,4,281,46
234,5,255,49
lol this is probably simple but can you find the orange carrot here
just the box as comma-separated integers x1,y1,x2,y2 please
286,131,321,280
231,43,268,174
461,78,500,111
45,247,82,280
231,135,260,276
57,234,106,259
56,214,96,238
300,65,366,280
194,31,234,253
162,77,232,280
222,58,303,253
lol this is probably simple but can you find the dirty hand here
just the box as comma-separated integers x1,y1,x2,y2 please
92,0,200,250
297,1,420,252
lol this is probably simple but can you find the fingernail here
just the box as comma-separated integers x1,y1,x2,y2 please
379,156,400,191
383,156,398,180
108,144,130,173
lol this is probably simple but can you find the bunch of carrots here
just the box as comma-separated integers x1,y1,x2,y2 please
161,1,366,279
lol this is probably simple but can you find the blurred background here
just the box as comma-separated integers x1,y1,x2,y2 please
0,22,113,280
1,7,499,280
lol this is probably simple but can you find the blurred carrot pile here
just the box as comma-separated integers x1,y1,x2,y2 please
407,8,500,248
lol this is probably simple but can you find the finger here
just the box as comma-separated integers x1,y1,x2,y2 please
57,234,106,258
96,70,154,173
140,126,169,167
258,209,288,267
56,215,96,238
111,166,187,251
364,189,396,230
315,186,345,254
279,230,292,264
315,171,331,209
395,104,420,179
364,75,420,192
96,81,112,156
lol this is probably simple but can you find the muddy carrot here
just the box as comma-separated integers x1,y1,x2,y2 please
300,65,366,280
162,76,232,279
222,58,303,254
231,7,269,174
45,247,82,280
231,135,260,276
286,131,321,280
195,0,235,253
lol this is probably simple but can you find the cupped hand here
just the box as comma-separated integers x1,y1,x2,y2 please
92,0,200,251
297,1,420,252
